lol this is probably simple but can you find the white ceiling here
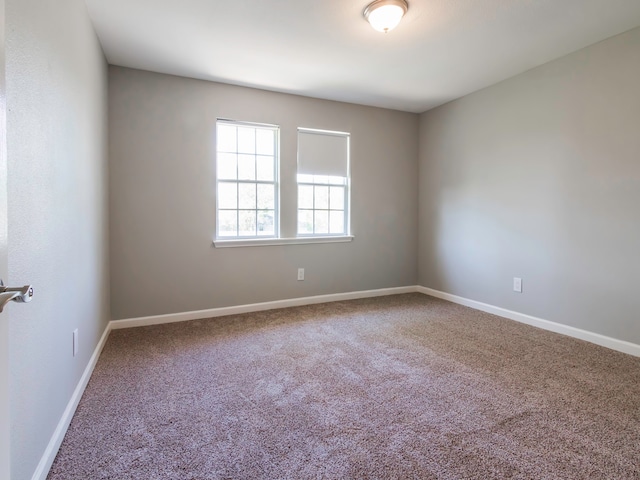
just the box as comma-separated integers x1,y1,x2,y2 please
84,0,640,113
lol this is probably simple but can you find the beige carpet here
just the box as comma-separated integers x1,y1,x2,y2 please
48,293,640,479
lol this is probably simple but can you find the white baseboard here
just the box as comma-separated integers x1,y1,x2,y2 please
112,284,640,357
34,286,416,478
417,286,640,357
32,284,640,479
111,286,420,330
31,322,112,480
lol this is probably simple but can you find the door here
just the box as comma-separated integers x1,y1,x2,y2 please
0,0,9,477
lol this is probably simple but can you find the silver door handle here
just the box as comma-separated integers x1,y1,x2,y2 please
0,280,34,312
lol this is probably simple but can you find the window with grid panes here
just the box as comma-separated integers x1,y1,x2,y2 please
297,129,350,236
216,120,279,239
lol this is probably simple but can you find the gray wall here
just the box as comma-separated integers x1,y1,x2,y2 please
418,27,640,345
6,0,109,478
109,67,419,320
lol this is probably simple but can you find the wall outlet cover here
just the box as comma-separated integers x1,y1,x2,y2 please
513,277,523,293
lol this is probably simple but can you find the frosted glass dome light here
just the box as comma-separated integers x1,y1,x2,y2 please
364,0,409,33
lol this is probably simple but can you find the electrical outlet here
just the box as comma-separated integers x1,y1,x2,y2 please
73,329,79,357
513,277,522,293
297,268,305,281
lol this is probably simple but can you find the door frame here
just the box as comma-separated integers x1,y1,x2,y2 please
0,0,10,476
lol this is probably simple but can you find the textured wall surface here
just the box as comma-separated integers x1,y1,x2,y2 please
419,27,640,344
6,0,109,478
109,67,419,320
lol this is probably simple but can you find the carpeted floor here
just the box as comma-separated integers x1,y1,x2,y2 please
48,294,640,479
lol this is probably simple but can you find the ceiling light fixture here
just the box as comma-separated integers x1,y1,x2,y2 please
363,0,409,33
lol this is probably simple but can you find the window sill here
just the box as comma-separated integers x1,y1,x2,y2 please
213,235,354,248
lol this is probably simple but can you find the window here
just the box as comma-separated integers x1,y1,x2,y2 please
297,174,347,235
216,120,279,239
297,129,350,236
213,122,352,247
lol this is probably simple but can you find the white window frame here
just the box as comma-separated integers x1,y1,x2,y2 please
213,125,354,248
215,119,280,240
296,128,351,238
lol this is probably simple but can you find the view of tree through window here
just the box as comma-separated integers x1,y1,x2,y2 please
216,120,278,238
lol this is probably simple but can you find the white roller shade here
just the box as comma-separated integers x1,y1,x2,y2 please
297,129,349,177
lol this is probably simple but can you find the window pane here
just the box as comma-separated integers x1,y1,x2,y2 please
256,129,274,155
314,185,329,209
238,210,257,236
330,186,345,210
238,154,256,180
239,183,256,209
218,210,237,237
237,127,256,154
293,129,349,239
257,210,275,236
330,210,344,234
217,153,237,180
257,184,274,209
298,185,313,209
216,121,280,240
217,124,236,152
218,182,237,209
256,155,274,181
314,210,329,234
298,210,313,234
